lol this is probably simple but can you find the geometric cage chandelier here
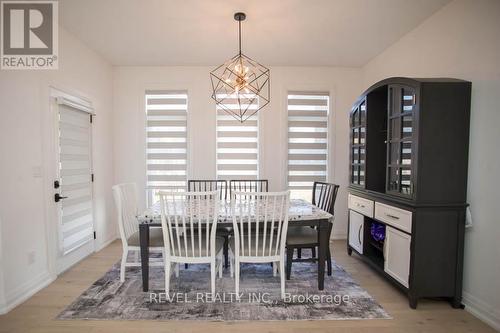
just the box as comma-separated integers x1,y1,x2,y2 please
210,12,270,123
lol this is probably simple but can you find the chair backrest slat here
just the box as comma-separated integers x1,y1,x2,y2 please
312,181,339,215
231,191,290,259
229,179,268,197
188,180,227,200
159,191,219,258
112,183,140,247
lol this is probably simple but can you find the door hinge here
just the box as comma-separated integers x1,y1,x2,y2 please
89,114,93,123
93,231,96,239
91,174,94,182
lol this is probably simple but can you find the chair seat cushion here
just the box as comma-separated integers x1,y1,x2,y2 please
127,227,164,247
229,235,280,257
286,226,318,246
169,235,225,257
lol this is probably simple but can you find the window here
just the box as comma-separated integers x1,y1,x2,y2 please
216,95,259,181
145,90,188,205
287,92,329,201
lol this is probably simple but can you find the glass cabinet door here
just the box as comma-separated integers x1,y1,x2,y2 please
350,99,366,187
386,85,415,197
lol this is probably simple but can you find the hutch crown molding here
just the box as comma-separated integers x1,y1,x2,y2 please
347,77,471,309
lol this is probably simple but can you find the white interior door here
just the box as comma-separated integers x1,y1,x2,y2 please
54,96,95,273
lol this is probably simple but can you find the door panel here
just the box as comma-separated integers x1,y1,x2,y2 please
55,101,94,273
348,210,364,254
384,226,411,288
386,84,416,197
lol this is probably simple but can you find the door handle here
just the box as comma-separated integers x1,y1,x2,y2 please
54,193,68,202
358,225,362,245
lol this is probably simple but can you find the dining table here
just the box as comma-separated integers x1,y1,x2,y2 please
137,199,334,292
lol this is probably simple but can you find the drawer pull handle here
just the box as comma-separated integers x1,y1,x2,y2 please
386,213,400,220
356,203,365,208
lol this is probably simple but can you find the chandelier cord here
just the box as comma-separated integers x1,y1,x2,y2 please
238,19,242,55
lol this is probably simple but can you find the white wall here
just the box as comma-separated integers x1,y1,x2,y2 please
113,66,362,238
0,27,115,313
3,2,499,329
362,0,500,329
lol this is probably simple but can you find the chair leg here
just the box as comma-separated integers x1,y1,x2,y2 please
272,262,277,277
327,248,332,276
229,251,234,278
286,247,294,280
223,236,229,268
235,260,240,296
297,248,302,258
279,259,286,299
175,263,180,277
218,254,223,278
185,263,188,269
164,261,171,294
120,249,127,283
210,261,216,295
312,247,316,258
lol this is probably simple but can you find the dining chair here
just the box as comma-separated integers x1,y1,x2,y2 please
158,190,224,295
229,191,290,299
285,182,339,280
188,180,230,268
229,179,268,196
188,180,228,200
112,183,164,283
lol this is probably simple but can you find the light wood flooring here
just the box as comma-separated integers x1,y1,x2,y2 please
0,240,496,333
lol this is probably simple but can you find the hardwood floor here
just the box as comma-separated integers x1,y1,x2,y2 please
0,240,495,333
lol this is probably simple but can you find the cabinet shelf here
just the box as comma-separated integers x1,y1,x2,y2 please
369,240,384,253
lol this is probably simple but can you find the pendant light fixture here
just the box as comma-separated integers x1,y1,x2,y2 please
210,12,270,123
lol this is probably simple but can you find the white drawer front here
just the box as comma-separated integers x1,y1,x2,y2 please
375,202,412,234
348,194,374,217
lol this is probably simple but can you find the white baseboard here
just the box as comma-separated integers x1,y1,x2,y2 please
463,291,500,332
95,234,119,252
0,235,115,315
0,270,55,315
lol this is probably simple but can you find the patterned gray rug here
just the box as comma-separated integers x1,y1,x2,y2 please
58,254,390,321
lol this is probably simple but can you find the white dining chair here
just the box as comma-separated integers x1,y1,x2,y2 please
228,191,290,299
112,183,164,282
158,191,224,295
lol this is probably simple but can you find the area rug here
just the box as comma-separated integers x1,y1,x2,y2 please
58,253,390,321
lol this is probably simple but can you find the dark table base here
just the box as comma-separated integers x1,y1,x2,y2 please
139,220,330,292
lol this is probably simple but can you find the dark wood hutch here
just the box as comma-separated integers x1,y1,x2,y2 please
347,77,471,309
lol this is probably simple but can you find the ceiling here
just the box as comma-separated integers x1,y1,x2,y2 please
59,0,451,67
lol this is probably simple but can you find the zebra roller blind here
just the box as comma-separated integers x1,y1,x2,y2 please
146,90,188,203
216,94,259,180
57,104,94,255
287,92,330,200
